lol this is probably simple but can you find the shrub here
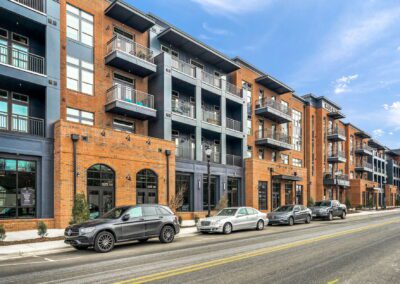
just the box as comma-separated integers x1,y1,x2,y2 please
396,196,400,207
345,197,352,209
356,204,363,210
37,221,48,238
178,216,183,226
194,215,200,224
0,224,6,241
70,193,90,225
367,198,374,209
307,197,314,207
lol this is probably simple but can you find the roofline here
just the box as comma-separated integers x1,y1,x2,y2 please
256,74,294,93
106,0,155,26
232,56,265,76
302,93,342,110
292,93,307,104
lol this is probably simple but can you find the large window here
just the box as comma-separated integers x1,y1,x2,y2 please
292,109,302,151
296,185,303,205
176,173,191,212
67,4,94,46
228,177,240,207
293,158,302,167
258,181,268,210
136,169,158,204
66,107,94,125
67,56,94,95
0,158,36,219
272,183,281,209
203,176,218,210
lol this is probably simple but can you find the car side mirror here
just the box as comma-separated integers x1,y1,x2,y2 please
122,214,130,221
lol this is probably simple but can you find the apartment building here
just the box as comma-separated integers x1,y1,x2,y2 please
386,149,399,207
0,0,60,230
232,58,308,212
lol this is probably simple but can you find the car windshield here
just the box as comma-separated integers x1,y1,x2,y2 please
217,208,238,216
315,201,331,207
101,207,129,219
274,205,294,212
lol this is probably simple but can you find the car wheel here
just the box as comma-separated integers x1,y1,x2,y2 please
288,217,294,226
138,238,149,243
159,225,175,243
94,231,115,253
327,212,333,221
341,211,346,219
256,220,264,231
223,223,233,234
305,215,311,224
72,245,89,250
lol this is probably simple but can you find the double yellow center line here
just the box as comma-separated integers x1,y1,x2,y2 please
115,218,399,284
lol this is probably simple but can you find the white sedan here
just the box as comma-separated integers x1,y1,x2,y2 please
197,207,268,234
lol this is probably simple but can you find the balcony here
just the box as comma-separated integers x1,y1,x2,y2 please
0,44,45,75
202,109,221,126
327,150,347,163
10,0,46,14
225,81,242,98
171,57,196,78
323,173,350,187
226,154,242,167
255,129,292,151
202,71,222,89
175,144,195,161
172,99,195,119
105,85,156,119
226,117,242,132
355,161,373,173
202,147,221,164
0,111,44,137
355,144,373,156
327,110,345,120
105,35,156,77
255,98,292,123
327,128,346,141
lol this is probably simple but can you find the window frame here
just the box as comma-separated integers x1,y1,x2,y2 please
66,107,94,126
66,4,94,47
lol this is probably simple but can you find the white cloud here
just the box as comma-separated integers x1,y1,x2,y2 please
191,0,268,15
397,46,400,52
373,129,385,138
383,101,400,111
202,23,232,36
334,74,359,94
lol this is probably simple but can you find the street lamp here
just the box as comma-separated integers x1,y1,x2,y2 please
205,147,212,217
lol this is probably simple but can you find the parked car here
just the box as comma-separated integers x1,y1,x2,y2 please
267,205,312,226
309,200,347,220
64,204,180,253
197,207,268,234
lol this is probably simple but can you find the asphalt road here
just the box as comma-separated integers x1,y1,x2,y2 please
0,212,399,284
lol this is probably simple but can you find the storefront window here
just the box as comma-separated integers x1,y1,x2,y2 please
272,183,280,209
0,158,36,219
203,176,218,211
176,173,191,212
228,177,240,207
258,181,267,210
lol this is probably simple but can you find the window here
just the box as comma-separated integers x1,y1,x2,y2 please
247,118,252,135
67,107,94,125
143,206,158,217
176,173,191,212
296,185,303,205
126,207,142,218
292,109,302,151
258,181,268,210
67,56,94,95
246,146,252,158
0,158,36,219
161,45,170,53
238,208,247,215
281,154,289,165
258,148,264,160
136,169,158,204
272,151,276,162
190,59,204,70
272,183,280,209
114,27,133,40
293,158,302,167
113,119,134,133
67,4,94,46
203,176,218,210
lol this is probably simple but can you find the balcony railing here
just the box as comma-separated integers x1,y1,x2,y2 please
356,144,374,152
328,128,346,137
225,81,242,98
106,85,154,109
175,144,195,160
202,147,221,163
172,99,195,119
0,44,45,75
226,154,242,167
202,71,221,89
256,129,291,144
226,117,242,132
0,111,44,137
328,150,346,159
356,161,373,169
202,109,221,126
324,172,349,181
256,98,291,116
11,0,46,13
106,35,155,64
171,57,196,78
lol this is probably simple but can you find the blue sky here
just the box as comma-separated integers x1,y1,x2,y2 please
129,0,400,149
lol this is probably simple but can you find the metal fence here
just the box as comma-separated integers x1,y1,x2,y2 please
0,111,44,137
0,44,45,75
106,35,155,64
12,0,46,13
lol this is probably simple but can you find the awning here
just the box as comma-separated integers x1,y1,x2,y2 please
255,75,293,94
157,27,240,73
272,175,303,181
355,131,371,139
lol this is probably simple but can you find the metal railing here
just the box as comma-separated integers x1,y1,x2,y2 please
201,70,221,88
327,128,346,137
175,144,195,160
255,98,291,116
106,35,155,64
171,99,195,118
226,154,242,167
324,172,349,181
202,148,221,163
328,150,346,159
356,144,373,152
0,111,44,137
255,129,291,144
171,57,196,78
0,44,45,75
225,81,242,98
11,0,46,13
247,104,252,116
226,117,242,132
202,109,221,126
106,85,155,109
356,161,373,169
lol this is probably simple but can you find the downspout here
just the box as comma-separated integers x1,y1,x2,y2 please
71,134,80,200
165,149,171,205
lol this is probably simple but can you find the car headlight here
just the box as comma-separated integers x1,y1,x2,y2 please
79,227,96,235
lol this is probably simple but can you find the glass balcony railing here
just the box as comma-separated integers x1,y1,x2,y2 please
356,161,373,169
256,129,291,144
171,56,196,78
175,144,195,160
327,128,346,137
355,144,374,152
324,172,349,181
225,81,242,98
106,35,155,64
226,154,242,167
171,99,195,119
0,44,45,75
328,150,346,159
255,98,291,116
11,0,46,14
0,111,44,137
202,147,221,163
202,70,222,89
106,85,155,109
226,117,242,132
202,109,221,126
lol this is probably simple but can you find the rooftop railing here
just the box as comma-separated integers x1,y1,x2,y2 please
0,111,44,137
11,0,46,14
106,85,155,109
106,35,155,64
0,44,45,75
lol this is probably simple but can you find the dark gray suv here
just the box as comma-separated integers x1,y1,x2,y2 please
64,205,180,253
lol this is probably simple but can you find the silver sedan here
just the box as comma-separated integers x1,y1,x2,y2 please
197,207,268,234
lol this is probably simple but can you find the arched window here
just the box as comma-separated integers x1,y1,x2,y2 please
87,164,115,219
136,169,158,204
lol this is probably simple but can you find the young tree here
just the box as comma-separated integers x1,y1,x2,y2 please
71,192,90,225
307,197,315,207
0,224,6,241
215,194,228,212
169,182,188,212
345,196,352,209
37,221,48,238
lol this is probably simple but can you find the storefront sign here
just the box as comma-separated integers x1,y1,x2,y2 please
21,188,35,207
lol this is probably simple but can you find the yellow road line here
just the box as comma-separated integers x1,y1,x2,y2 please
115,218,399,284
327,279,340,284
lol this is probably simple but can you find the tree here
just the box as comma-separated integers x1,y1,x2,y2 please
345,196,352,209
37,221,48,238
307,197,315,207
0,224,6,241
71,192,90,225
169,182,188,212
215,194,228,212
396,195,400,207
367,198,374,209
